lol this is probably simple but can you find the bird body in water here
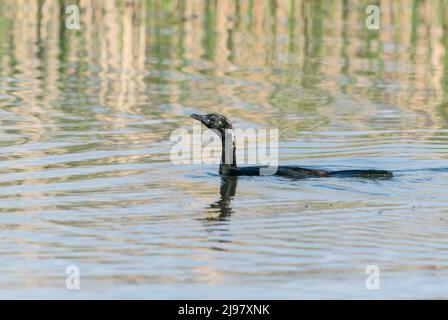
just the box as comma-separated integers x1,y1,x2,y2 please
190,113,393,179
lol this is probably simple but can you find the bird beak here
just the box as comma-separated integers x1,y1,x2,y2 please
190,114,207,125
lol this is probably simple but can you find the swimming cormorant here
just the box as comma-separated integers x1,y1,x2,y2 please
191,113,393,179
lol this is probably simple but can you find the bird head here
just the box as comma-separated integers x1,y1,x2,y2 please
190,113,233,134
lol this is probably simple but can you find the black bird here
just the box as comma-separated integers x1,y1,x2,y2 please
191,113,393,179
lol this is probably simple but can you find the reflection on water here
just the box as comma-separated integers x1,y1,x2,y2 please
207,176,238,219
0,0,448,298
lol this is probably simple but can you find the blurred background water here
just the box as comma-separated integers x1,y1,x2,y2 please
0,0,447,299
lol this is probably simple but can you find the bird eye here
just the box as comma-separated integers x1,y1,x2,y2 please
210,117,216,122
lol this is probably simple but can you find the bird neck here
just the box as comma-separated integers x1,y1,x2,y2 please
220,129,237,175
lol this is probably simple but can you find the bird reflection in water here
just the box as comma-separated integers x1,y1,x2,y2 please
207,176,238,220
